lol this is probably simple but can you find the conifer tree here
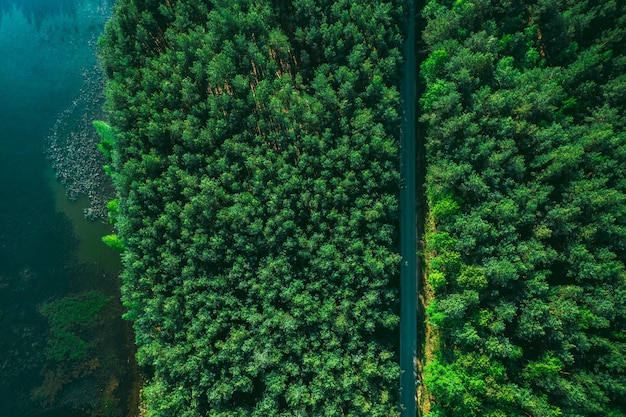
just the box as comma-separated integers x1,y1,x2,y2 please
99,0,404,415
421,1,626,415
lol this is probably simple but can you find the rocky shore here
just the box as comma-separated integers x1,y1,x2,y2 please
46,63,114,221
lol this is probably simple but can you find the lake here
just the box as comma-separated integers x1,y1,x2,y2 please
0,1,140,416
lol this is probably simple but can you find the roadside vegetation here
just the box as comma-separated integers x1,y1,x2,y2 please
97,0,626,415
420,1,626,415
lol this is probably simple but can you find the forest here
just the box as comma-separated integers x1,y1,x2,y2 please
97,0,626,416
421,0,626,416
99,0,403,415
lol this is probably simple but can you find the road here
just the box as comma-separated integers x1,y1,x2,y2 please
399,0,417,415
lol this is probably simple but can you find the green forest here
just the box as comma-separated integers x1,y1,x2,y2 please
97,0,626,416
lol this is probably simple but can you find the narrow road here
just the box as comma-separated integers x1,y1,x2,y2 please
399,0,417,415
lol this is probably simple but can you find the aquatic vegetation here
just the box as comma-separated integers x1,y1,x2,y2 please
40,291,111,362
0,1,139,415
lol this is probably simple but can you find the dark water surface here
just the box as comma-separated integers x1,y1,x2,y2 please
0,1,139,416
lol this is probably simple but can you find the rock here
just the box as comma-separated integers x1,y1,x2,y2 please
46,63,114,221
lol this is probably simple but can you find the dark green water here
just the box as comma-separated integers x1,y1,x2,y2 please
0,1,139,416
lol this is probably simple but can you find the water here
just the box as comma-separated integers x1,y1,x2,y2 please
0,1,139,416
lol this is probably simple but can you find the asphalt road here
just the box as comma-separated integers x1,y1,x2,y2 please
399,0,417,415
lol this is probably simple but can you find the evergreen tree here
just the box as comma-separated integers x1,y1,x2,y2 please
99,0,404,415
421,1,626,416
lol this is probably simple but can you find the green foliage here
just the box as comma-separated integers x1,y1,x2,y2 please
40,291,111,362
430,193,460,223
523,353,563,380
93,120,116,161
427,270,447,292
421,49,448,83
457,265,487,290
102,234,124,252
99,0,403,414
422,0,626,415
106,198,119,224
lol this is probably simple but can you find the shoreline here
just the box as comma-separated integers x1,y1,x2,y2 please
46,61,114,222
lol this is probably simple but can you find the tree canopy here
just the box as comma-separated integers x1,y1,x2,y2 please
99,0,626,415
99,0,404,415
421,1,626,416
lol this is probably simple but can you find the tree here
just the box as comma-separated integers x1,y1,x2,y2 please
421,1,626,415
99,0,404,415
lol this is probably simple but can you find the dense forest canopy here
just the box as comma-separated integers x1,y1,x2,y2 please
98,0,626,415
99,0,404,415
421,0,626,416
